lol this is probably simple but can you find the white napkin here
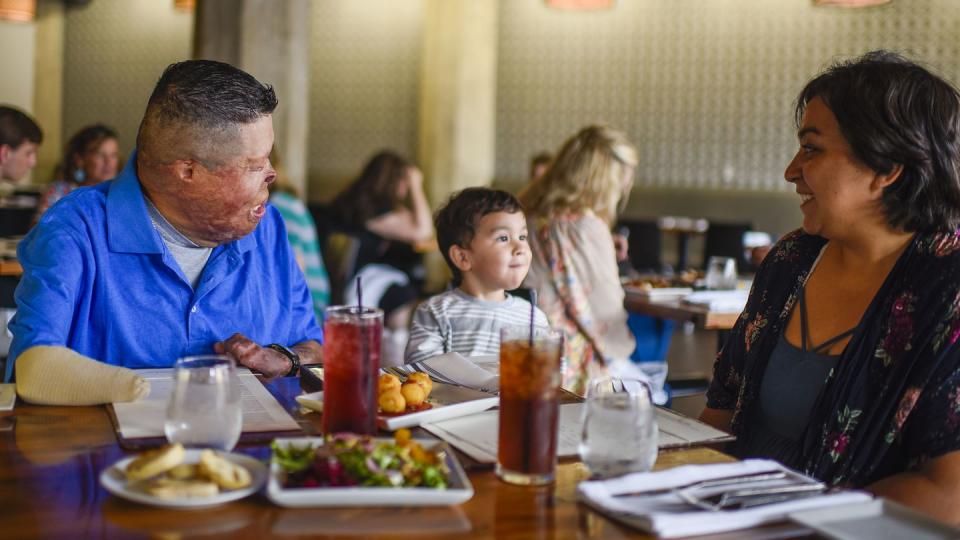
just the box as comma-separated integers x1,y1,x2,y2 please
577,460,873,538
388,352,500,392
683,290,749,312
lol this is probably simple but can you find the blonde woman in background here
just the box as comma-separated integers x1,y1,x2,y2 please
521,125,654,397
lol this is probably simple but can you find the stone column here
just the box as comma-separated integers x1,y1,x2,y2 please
418,0,498,288
32,0,64,183
418,0,497,200
194,0,310,197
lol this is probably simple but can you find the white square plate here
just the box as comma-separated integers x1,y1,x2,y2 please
266,436,474,507
296,382,499,430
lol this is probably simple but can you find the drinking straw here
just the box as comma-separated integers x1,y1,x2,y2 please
357,275,368,413
524,289,539,472
528,289,538,346
356,275,363,311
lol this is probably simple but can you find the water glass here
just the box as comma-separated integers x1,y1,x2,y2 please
579,377,658,479
705,256,738,290
322,306,383,435
496,326,563,486
165,355,242,451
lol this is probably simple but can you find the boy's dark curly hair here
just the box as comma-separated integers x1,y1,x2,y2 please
435,187,524,286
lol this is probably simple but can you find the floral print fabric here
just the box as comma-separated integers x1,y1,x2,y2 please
707,228,960,487
523,211,635,395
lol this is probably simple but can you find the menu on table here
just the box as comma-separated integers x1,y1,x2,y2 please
423,404,733,463
111,367,300,439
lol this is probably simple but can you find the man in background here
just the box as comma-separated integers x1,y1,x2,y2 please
0,106,42,187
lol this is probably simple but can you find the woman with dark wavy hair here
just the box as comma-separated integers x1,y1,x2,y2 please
327,151,433,329
700,51,960,523
36,124,119,218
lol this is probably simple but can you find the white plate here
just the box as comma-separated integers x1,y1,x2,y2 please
789,499,960,540
296,382,499,430
100,449,268,509
266,436,474,507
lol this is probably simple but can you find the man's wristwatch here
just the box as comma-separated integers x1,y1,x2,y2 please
267,344,301,377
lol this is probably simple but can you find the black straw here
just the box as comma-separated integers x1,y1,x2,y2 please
528,289,538,346
356,276,363,311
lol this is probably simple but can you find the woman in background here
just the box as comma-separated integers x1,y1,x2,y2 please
328,150,433,330
521,126,656,397
36,124,119,218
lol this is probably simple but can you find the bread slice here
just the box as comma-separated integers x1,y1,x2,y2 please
166,463,200,480
197,449,252,490
125,443,185,481
145,477,219,499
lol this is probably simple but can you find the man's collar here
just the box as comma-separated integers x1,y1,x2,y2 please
107,150,164,254
107,149,257,255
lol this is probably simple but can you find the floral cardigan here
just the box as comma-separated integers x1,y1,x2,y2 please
707,228,960,487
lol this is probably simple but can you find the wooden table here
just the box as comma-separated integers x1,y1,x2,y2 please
0,377,767,539
624,294,740,331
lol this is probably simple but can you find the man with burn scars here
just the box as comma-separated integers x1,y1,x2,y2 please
8,60,322,403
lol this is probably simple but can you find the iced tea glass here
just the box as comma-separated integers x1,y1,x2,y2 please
322,306,383,435
496,326,563,485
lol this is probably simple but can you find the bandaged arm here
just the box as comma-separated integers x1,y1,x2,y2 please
15,345,150,405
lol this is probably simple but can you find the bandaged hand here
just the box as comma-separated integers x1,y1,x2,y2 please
15,346,150,405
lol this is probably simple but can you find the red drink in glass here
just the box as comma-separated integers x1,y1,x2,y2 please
322,306,383,435
497,326,562,485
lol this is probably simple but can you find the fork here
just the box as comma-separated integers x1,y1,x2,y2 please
677,482,827,511
612,471,788,498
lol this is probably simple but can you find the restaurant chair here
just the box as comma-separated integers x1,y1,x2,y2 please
324,232,361,305
617,219,663,273
307,202,331,254
0,207,35,237
702,221,754,273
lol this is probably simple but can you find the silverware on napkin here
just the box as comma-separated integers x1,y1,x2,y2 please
676,482,827,511
612,471,788,498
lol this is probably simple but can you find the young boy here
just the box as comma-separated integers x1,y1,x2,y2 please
404,187,548,364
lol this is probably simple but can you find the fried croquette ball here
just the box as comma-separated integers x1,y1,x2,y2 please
379,390,406,413
400,382,426,406
406,372,433,397
378,373,402,395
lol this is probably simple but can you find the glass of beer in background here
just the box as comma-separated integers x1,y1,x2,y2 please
497,326,563,485
322,306,383,435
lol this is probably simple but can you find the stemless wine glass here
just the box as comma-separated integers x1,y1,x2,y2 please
165,355,242,451
579,377,658,479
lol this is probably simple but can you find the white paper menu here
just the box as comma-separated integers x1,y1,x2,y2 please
422,404,732,463
111,367,300,439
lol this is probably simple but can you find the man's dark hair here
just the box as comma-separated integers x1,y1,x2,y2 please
0,106,42,149
136,59,277,165
796,50,960,232
435,187,524,286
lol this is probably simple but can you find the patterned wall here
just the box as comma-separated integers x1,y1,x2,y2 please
59,0,960,197
497,0,960,191
62,0,193,163
308,0,423,195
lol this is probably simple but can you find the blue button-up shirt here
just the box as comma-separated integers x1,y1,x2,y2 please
6,153,323,381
